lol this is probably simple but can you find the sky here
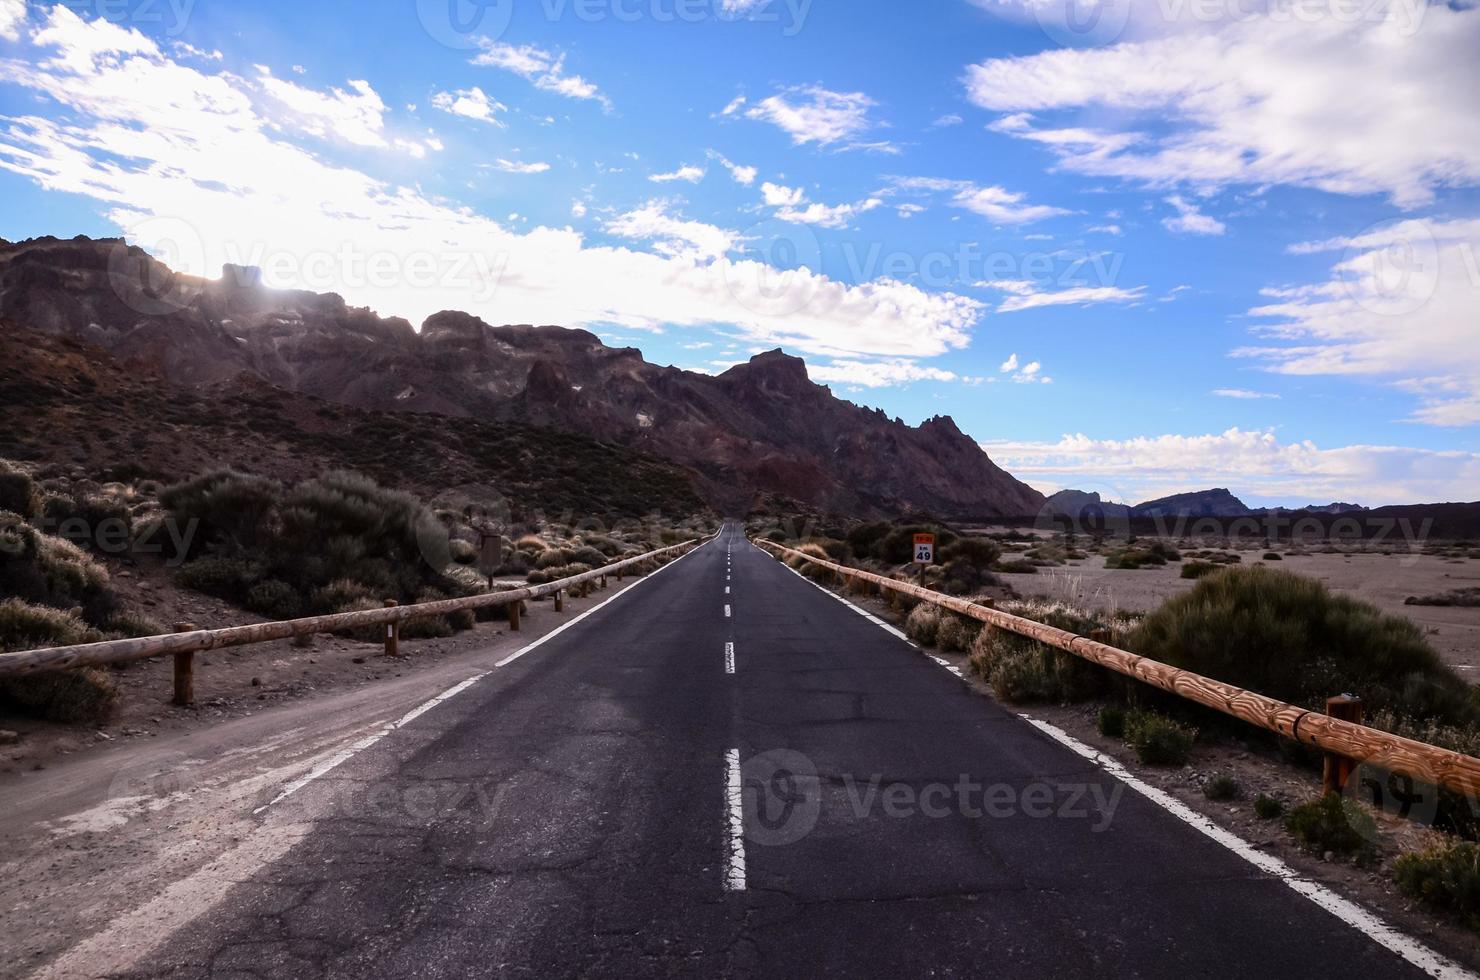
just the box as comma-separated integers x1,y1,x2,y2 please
0,0,1477,507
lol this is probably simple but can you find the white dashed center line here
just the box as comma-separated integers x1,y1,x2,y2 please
723,748,747,891
725,641,735,674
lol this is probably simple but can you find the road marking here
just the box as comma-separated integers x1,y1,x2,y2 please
725,585,731,594
254,672,488,815
257,540,713,815
1021,717,1473,980
725,641,735,674
724,604,732,618
757,536,1474,980
723,748,747,891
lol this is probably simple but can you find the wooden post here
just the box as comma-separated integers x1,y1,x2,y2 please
918,563,926,591
617,566,624,582
601,573,608,589
1324,694,1364,796
509,600,521,632
383,600,400,657
171,622,196,707
555,590,564,613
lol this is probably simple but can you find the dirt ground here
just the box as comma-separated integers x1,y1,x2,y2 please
997,548,1480,672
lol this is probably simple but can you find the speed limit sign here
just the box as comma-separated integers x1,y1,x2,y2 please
913,533,935,565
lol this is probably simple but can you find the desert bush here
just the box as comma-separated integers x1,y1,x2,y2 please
535,547,574,570
935,615,981,653
941,537,1002,568
0,664,117,723
160,470,281,555
515,534,547,553
449,539,478,565
0,512,116,624
1254,794,1285,819
247,579,303,620
1181,561,1220,580
904,603,943,646
526,569,551,585
1098,707,1126,738
993,559,1038,575
0,461,42,518
1406,589,1480,608
1124,710,1196,765
175,557,260,604
1204,775,1242,801
103,610,166,639
1263,552,1284,561
570,545,608,567
0,597,100,651
1286,794,1377,861
968,603,1110,704
580,534,623,557
312,578,371,611
1396,842,1480,931
1130,567,1474,725
846,521,891,558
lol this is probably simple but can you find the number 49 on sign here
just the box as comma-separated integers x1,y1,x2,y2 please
913,533,935,565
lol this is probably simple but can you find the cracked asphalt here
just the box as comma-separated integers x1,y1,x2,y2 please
105,523,1439,978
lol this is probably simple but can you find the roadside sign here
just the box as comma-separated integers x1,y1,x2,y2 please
913,533,935,565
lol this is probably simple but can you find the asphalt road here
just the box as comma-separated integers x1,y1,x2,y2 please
102,522,1449,978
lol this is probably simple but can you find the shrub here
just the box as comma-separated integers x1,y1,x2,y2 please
1124,710,1195,766
1098,707,1126,738
1406,589,1480,608
904,603,943,646
247,579,303,620
1263,552,1283,561
104,610,166,639
312,578,371,611
1286,794,1377,861
1254,794,1285,819
1181,561,1219,580
993,559,1038,575
176,557,260,604
1204,775,1242,801
941,537,1002,568
526,569,551,585
0,597,100,651
570,546,608,568
535,547,574,570
0,665,117,723
846,521,891,557
1130,567,1474,725
872,525,959,565
935,615,980,653
159,470,281,556
0,461,41,518
968,603,1110,704
1396,842,1480,931
449,539,478,565
0,513,115,624
580,534,624,557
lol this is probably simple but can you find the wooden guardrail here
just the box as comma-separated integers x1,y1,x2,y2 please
0,539,701,703
758,539,1480,800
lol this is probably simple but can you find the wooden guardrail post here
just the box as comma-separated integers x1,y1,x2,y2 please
172,622,196,707
1324,694,1363,796
555,589,565,613
600,573,608,589
383,600,400,657
508,599,521,631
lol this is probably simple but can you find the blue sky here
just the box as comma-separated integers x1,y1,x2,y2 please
1,0,1477,506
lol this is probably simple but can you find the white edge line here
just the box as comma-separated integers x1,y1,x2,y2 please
1021,715,1474,980
755,536,1475,980
724,747,747,891
256,540,711,815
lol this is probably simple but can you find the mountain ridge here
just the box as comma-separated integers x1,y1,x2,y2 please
0,235,1045,519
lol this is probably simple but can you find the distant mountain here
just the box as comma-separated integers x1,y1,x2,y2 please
1132,488,1252,519
0,235,1045,519
1045,490,1131,521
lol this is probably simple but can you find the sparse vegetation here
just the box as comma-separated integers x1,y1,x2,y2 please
1406,589,1480,608
1124,710,1196,766
904,603,943,647
1254,794,1285,819
1203,774,1241,801
1396,842,1480,932
1181,561,1220,580
1285,794,1377,862
1097,707,1126,738
967,602,1110,704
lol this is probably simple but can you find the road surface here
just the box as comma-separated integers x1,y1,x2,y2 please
25,523,1467,977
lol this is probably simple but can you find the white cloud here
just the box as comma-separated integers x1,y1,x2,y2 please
982,280,1145,313
1087,223,1123,236
604,202,737,262
472,41,610,110
776,198,882,229
0,6,984,367
737,85,881,149
931,113,963,128
432,87,505,126
708,152,757,185
809,359,977,388
491,158,550,174
964,1,1480,207
1240,217,1480,427
982,428,1480,505
0,0,25,41
997,351,1052,384
1162,195,1225,236
649,164,705,184
891,176,1068,225
571,200,588,218
760,182,804,207
258,70,391,149
1214,388,1280,400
